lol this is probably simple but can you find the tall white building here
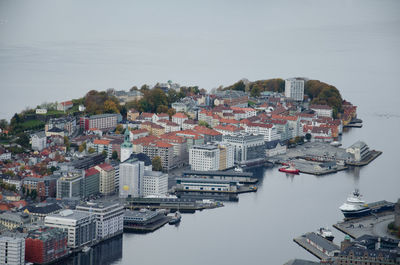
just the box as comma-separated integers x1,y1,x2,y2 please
0,236,25,265
142,171,168,197
245,123,279,142
285,78,304,101
189,145,220,171
119,157,144,198
76,201,124,240
44,210,96,248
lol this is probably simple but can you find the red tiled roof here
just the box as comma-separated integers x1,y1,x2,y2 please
219,118,240,124
271,114,298,121
141,112,155,117
96,163,113,171
132,135,159,145
310,104,332,110
94,139,111,145
214,125,243,132
85,168,100,176
155,141,173,148
61,101,73,106
193,126,222,136
130,129,149,135
172,113,188,119
157,113,169,117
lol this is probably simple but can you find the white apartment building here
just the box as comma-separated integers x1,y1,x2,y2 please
76,201,124,240
142,171,168,197
310,105,333,118
94,163,115,195
31,131,47,151
189,144,220,171
45,210,96,248
285,78,304,101
245,123,279,142
119,157,144,198
0,236,25,265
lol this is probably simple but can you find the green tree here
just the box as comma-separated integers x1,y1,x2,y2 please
0,119,8,130
115,124,124,134
79,142,87,153
130,86,138,91
198,121,211,128
31,190,37,200
104,99,120,114
305,133,312,142
152,156,163,171
16,133,30,148
64,136,70,151
88,147,96,154
140,84,150,91
112,151,118,160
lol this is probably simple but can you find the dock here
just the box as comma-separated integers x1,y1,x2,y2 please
123,216,171,233
293,232,339,261
345,150,382,166
333,212,396,239
182,170,258,184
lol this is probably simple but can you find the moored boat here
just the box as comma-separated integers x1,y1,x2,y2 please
339,189,371,218
316,227,334,241
168,211,181,225
279,163,300,174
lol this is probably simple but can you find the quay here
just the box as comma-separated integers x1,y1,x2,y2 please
345,150,382,166
124,216,171,233
123,209,171,233
125,196,222,213
182,170,258,184
293,232,339,261
333,212,396,239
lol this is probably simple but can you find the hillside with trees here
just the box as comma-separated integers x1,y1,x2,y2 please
224,78,285,97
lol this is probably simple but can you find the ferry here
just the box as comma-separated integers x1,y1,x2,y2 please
339,189,371,218
279,163,300,174
316,227,334,241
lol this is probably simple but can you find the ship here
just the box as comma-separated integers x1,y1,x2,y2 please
279,163,300,174
316,227,334,241
339,189,371,218
339,190,395,219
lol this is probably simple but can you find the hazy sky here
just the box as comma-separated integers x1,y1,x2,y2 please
0,0,399,119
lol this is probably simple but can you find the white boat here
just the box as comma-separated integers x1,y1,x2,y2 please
234,166,243,172
82,246,91,253
316,227,334,241
168,211,182,225
339,189,371,218
330,141,342,147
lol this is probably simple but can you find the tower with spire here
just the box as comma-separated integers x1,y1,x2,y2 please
120,127,133,162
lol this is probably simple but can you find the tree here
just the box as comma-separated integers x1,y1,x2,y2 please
101,150,107,157
305,133,312,142
64,136,70,151
104,99,120,114
130,86,138,91
79,142,87,153
31,190,37,200
0,119,8,130
112,151,118,160
115,124,124,134
88,147,95,154
152,156,163,171
140,84,150,91
16,133,30,148
167,108,176,118
198,121,211,128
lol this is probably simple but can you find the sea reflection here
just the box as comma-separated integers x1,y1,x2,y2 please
58,234,123,265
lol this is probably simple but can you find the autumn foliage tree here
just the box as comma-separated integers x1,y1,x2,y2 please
305,80,343,118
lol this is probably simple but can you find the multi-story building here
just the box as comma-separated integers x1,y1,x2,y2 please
0,236,25,265
142,171,168,197
93,139,112,158
160,134,188,167
80,114,119,131
222,133,265,164
84,168,100,198
285,78,304,101
120,128,133,162
127,109,139,121
0,147,11,161
31,131,47,151
23,176,57,201
45,209,96,248
70,153,105,170
214,125,244,136
56,170,84,199
25,227,68,264
245,123,279,142
310,104,333,118
0,212,31,230
189,144,220,171
193,126,223,142
214,90,248,107
172,113,188,129
142,141,174,171
217,143,234,170
57,101,73,111
22,203,62,222
76,201,123,240
130,128,149,140
182,119,198,130
346,141,370,162
46,116,77,136
158,120,180,133
119,157,144,198
95,163,115,195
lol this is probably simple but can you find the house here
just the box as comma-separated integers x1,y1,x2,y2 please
57,101,73,112
45,127,65,137
310,104,333,118
0,147,11,161
158,120,180,133
214,125,244,136
182,119,197,130
31,131,47,151
140,121,165,137
193,126,222,142
265,140,287,157
130,128,149,140
172,113,188,129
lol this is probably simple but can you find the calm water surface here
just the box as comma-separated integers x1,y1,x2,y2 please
0,0,399,264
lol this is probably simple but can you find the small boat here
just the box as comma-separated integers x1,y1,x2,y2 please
234,166,243,172
330,141,342,147
316,227,334,241
82,246,91,253
279,163,300,174
168,211,181,225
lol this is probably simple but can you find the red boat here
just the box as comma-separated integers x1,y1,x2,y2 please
279,163,300,174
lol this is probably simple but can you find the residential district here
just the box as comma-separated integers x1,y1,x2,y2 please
0,78,398,264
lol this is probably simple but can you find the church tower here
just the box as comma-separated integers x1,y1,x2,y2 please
120,128,133,162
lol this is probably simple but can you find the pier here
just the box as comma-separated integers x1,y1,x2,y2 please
182,170,258,184
293,232,339,261
124,216,171,233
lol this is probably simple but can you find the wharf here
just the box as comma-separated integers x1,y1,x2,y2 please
123,216,171,233
175,185,257,195
182,170,257,184
346,150,382,166
293,232,339,261
333,212,396,239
